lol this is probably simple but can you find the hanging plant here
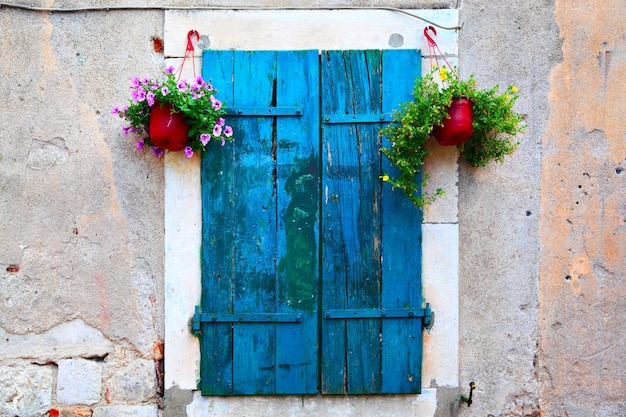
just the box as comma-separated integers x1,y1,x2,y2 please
112,65,233,158
379,27,525,209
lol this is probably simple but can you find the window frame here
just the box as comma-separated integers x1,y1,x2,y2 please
163,8,459,414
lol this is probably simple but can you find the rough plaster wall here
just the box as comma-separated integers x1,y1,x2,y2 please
458,0,561,416
540,1,626,416
0,7,165,415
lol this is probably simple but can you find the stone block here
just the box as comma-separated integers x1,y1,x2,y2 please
92,404,158,417
56,359,102,406
108,358,157,402
55,407,94,417
0,364,54,417
0,319,113,362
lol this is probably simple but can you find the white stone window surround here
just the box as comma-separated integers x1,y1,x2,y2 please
164,9,459,416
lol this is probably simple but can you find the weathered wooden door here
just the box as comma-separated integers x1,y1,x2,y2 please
196,49,428,396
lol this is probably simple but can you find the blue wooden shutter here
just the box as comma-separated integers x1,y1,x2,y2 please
198,49,428,396
199,50,320,395
321,50,425,394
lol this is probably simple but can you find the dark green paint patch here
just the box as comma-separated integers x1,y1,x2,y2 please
278,154,319,311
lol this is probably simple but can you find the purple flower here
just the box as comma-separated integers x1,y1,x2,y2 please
151,82,159,90
122,126,131,135
184,146,194,158
165,66,175,74
177,80,188,91
209,96,222,110
152,147,165,158
132,88,146,103
217,117,226,127
221,137,226,146
224,125,233,137
200,133,211,145
146,92,156,107
161,86,170,96
130,75,141,88
195,76,206,87
136,140,144,151
192,92,204,100
213,124,223,137
111,106,120,115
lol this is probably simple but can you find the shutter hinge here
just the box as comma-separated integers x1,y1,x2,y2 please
225,106,303,117
193,306,302,332
322,113,393,124
323,303,433,330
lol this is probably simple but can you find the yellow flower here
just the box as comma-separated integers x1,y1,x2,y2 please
511,86,518,93
380,174,390,182
439,67,448,81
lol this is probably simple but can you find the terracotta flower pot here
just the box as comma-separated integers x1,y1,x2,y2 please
149,102,190,151
433,98,474,146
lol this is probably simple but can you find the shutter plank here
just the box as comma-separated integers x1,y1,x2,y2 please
344,50,383,395
231,51,278,395
321,50,385,394
321,50,351,394
201,49,236,396
274,50,320,394
380,49,424,394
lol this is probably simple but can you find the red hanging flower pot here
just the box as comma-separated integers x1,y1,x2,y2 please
149,102,190,152
433,98,474,146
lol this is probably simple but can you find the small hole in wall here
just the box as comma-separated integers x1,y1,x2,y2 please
565,275,571,282
616,167,623,174
526,211,532,216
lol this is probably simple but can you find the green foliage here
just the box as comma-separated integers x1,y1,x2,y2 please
380,68,526,208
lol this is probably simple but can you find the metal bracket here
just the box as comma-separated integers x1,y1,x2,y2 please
225,106,302,117
323,303,433,330
322,113,394,124
193,306,302,334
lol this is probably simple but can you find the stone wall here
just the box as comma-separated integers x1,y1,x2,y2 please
0,6,165,417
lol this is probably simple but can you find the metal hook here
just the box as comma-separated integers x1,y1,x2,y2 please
460,382,476,407
423,26,438,47
186,29,200,52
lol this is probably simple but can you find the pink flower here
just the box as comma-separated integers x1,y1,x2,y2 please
136,140,144,151
210,96,222,111
184,146,194,158
224,125,233,137
217,117,226,127
111,106,120,115
195,76,206,88
146,92,155,106
200,133,211,145
213,124,222,137
152,147,164,158
165,66,175,74
130,76,141,88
